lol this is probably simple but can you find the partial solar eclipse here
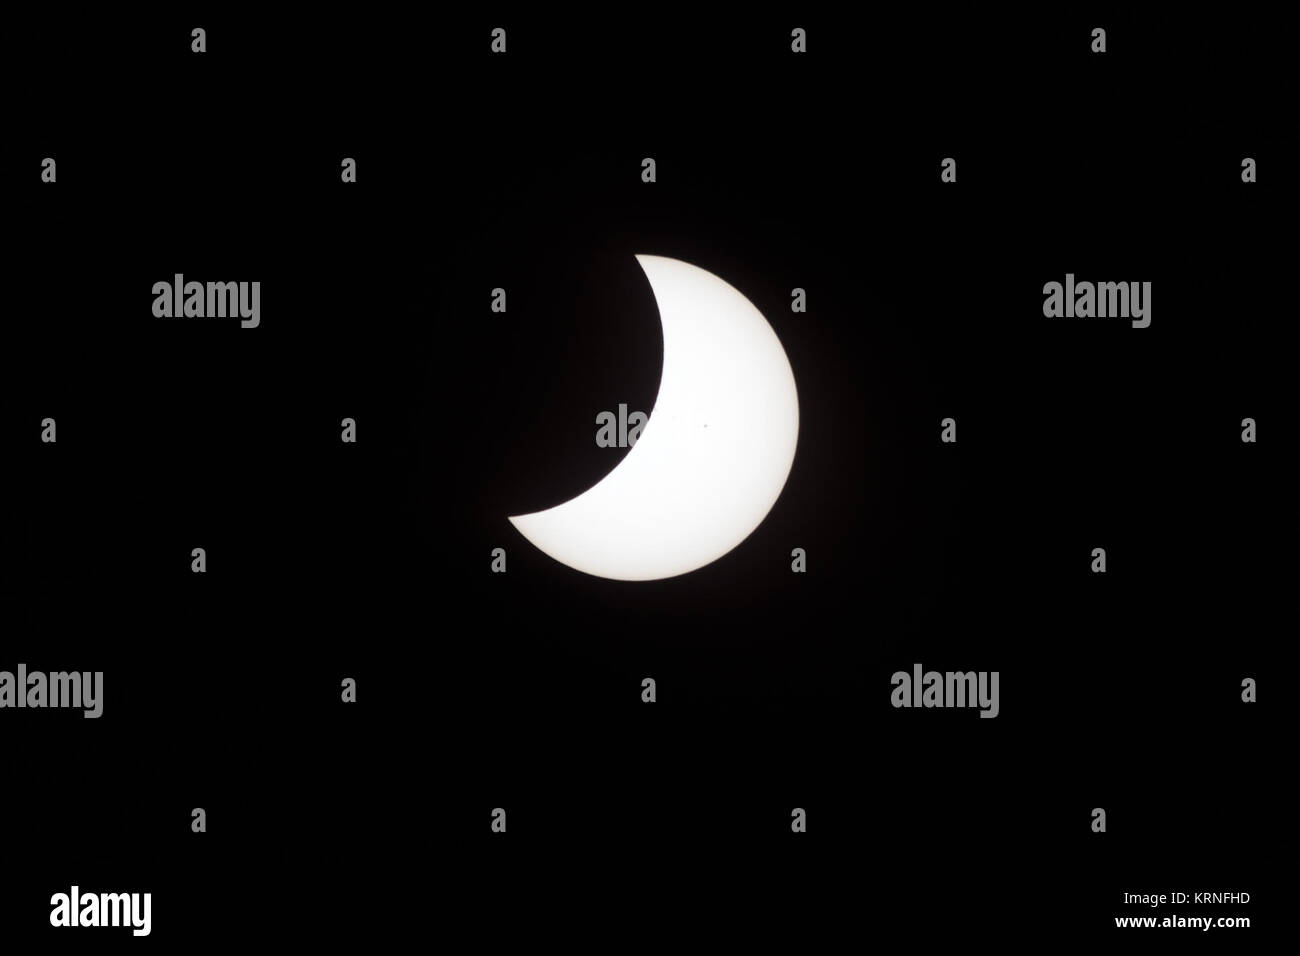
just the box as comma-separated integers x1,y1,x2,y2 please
508,255,799,581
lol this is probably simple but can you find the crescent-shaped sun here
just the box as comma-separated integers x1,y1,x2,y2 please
508,254,799,581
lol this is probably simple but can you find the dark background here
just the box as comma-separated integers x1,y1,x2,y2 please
2,8,1280,947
